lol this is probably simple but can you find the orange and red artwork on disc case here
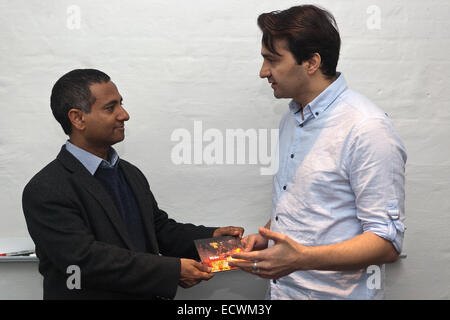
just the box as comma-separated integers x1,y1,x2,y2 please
194,236,244,272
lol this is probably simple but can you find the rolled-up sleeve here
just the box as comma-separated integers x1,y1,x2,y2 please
347,117,407,253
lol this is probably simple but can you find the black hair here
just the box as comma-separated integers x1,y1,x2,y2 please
50,69,110,135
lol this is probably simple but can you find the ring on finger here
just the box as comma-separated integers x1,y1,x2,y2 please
253,261,259,273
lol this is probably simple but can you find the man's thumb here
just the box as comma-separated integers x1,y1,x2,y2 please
258,227,286,243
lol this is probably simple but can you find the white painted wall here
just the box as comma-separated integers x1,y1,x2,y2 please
0,0,448,299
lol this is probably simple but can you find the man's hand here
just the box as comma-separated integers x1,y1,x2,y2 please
229,227,305,279
178,259,214,288
241,233,269,252
213,226,244,239
230,228,400,278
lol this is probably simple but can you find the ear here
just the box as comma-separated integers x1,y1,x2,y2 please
304,53,322,75
67,108,86,131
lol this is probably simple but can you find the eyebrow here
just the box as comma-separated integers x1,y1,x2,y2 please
261,52,281,59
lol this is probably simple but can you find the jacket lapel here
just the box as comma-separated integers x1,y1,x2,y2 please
57,146,136,251
119,161,160,254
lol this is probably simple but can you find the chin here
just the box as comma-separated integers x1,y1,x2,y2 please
111,136,125,146
273,91,284,99
274,90,293,100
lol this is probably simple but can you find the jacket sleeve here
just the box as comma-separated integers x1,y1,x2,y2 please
22,177,180,299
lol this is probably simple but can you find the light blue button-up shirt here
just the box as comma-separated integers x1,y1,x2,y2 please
269,73,407,300
65,140,119,175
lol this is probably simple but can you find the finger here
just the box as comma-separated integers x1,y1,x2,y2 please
229,263,255,275
238,266,254,274
228,227,244,238
240,236,254,252
228,259,254,269
231,250,262,261
200,272,215,280
258,227,287,243
204,273,215,281
250,261,271,277
194,269,215,280
229,260,271,279
195,261,212,273
244,241,255,252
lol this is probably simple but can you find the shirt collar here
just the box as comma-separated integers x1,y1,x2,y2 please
65,140,119,175
289,72,347,124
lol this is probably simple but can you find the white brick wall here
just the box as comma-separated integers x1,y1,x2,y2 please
0,0,448,299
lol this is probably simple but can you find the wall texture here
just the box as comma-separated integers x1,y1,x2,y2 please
0,0,448,299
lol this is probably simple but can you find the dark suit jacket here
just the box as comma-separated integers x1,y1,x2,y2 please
22,146,216,300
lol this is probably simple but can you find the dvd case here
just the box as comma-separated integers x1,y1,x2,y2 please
194,236,244,272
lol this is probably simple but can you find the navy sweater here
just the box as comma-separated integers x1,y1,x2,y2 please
94,165,148,252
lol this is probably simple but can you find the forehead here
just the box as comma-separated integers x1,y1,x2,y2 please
261,38,290,57
89,81,121,104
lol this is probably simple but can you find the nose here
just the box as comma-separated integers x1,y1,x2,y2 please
118,105,130,122
259,61,270,79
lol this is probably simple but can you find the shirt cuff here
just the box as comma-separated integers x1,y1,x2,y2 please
362,201,406,254
364,221,405,253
